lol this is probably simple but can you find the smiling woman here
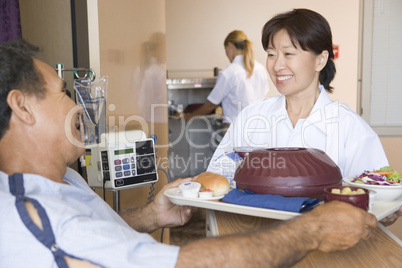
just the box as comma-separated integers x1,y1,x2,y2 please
264,28,325,124
262,9,335,93
208,9,389,179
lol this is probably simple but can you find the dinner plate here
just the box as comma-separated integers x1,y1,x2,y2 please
165,187,224,201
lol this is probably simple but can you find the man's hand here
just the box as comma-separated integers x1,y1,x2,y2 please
149,177,196,229
119,177,197,233
307,201,377,252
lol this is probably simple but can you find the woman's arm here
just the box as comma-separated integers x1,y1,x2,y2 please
184,101,219,122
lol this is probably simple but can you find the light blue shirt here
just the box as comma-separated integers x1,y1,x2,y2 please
0,168,179,267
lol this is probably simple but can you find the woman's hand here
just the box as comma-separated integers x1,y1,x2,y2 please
380,206,402,227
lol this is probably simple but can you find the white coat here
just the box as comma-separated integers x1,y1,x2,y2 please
208,86,389,178
207,55,269,123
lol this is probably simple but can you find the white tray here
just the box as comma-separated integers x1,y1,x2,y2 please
164,188,402,221
372,199,402,220
165,188,300,221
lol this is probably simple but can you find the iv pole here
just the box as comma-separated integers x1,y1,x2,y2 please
54,64,122,212
55,63,96,81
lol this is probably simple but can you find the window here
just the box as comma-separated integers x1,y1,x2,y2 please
360,0,402,136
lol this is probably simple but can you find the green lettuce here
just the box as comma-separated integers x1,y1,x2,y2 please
388,172,402,183
379,166,394,172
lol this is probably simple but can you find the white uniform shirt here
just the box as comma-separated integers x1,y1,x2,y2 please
207,55,269,123
0,168,179,268
208,86,388,177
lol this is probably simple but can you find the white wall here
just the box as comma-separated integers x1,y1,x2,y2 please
166,0,360,110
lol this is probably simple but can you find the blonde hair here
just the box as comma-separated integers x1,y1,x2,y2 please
224,30,254,78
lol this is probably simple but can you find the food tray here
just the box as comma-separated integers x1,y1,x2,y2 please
164,188,299,220
164,188,402,221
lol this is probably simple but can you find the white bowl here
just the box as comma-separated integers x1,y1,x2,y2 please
343,177,402,202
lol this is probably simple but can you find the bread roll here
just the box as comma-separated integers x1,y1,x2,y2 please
196,172,230,197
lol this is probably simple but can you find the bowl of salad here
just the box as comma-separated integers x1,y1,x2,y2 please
343,166,402,202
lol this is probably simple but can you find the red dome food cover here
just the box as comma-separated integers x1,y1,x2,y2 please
234,147,342,199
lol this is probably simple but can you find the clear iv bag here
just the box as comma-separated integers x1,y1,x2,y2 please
74,77,108,147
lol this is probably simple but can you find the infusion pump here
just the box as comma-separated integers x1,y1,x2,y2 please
85,130,158,190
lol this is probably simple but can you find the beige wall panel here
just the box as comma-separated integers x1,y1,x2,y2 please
19,0,75,93
95,0,169,242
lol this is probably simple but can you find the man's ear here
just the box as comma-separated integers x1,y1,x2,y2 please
7,90,36,125
315,50,329,72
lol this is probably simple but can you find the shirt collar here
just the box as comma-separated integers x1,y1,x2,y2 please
272,85,333,116
310,85,334,113
269,94,288,116
263,85,337,133
305,85,338,134
232,55,243,64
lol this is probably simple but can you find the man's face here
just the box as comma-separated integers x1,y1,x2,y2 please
30,59,84,166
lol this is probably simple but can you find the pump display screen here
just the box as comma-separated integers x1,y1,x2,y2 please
136,140,154,155
114,148,134,155
136,155,156,175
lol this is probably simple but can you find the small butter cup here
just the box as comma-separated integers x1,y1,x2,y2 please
179,182,201,198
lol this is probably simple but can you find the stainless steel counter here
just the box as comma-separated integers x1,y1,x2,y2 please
167,78,218,180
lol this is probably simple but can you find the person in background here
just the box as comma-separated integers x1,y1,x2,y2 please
184,30,269,133
0,40,378,267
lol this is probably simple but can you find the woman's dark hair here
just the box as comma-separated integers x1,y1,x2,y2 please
0,39,44,140
261,9,336,92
